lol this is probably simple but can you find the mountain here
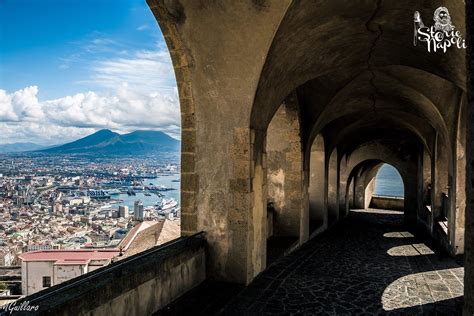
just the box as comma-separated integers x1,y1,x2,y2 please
39,129,180,155
0,142,47,153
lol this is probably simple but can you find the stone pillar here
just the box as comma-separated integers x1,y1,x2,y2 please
353,172,366,210
347,177,355,212
417,148,432,231
364,177,375,209
403,172,419,228
327,149,339,223
452,98,467,255
148,0,294,285
266,99,306,241
463,2,473,313
433,134,450,220
339,155,348,218
309,135,327,230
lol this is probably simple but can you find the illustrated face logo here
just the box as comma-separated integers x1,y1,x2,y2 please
433,7,453,31
413,7,466,53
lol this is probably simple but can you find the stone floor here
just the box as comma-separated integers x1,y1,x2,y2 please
160,209,464,315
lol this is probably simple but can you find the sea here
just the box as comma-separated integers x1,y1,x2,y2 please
111,175,180,210
109,164,403,210
374,164,404,197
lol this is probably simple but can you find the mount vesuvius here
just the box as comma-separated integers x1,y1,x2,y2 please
38,129,180,155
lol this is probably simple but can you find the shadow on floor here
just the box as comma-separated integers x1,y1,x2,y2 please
154,281,244,316
266,236,299,267
157,209,465,315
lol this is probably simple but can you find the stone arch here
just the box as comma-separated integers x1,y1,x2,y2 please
147,0,469,290
250,0,466,134
343,142,418,225
148,2,197,236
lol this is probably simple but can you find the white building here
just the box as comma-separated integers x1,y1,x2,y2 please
19,249,119,295
27,244,60,252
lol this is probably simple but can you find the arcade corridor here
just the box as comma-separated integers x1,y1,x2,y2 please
222,209,464,315
159,209,464,315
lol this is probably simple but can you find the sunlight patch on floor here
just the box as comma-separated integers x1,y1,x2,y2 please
351,208,404,215
383,231,414,238
387,244,435,256
382,267,464,311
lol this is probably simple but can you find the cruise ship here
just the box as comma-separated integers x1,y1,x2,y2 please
88,190,111,199
155,199,179,215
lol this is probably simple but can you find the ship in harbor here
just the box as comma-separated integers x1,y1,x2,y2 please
88,190,111,199
147,185,176,192
155,198,179,216
156,198,178,211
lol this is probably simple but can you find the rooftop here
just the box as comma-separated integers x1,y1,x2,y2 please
18,249,119,265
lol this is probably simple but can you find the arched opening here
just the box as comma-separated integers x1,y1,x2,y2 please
374,164,405,198
2,1,187,298
370,164,405,211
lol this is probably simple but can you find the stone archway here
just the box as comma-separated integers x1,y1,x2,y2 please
148,1,469,297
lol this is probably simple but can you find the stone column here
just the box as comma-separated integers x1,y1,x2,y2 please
463,2,473,313
148,0,293,285
327,149,340,223
418,148,433,231
452,98,467,255
353,172,366,210
339,155,348,218
309,135,327,230
266,99,306,241
347,177,355,212
433,134,450,220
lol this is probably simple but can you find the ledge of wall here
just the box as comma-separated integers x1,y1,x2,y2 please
7,233,206,316
369,196,405,211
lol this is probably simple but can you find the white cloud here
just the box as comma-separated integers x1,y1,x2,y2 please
0,85,180,145
87,44,176,94
136,24,150,31
2,34,180,145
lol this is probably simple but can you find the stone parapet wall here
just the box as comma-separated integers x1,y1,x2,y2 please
7,233,206,316
464,1,473,314
369,196,405,211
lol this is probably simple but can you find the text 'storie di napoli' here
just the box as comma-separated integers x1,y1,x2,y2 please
416,26,467,53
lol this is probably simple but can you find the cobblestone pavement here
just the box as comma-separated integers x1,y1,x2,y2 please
221,209,464,315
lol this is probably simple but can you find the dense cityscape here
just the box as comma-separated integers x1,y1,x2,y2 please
0,152,181,297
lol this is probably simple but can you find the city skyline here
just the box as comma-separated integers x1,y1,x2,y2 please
0,0,180,145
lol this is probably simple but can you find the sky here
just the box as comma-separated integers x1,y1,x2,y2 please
0,0,179,145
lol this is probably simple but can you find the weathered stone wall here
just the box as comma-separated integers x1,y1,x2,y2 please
266,100,304,239
149,0,293,284
11,234,206,316
464,1,473,314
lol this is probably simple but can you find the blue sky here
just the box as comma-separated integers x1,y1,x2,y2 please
0,0,179,144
